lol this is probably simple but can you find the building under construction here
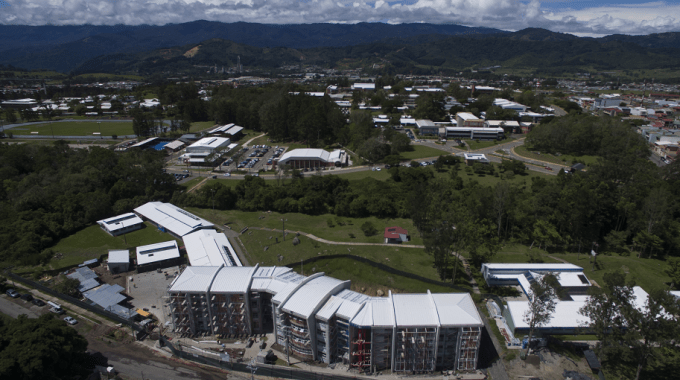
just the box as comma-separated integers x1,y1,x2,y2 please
167,265,483,373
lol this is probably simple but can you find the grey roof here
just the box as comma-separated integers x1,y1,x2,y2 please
108,250,130,264
67,267,98,283
76,278,100,293
83,284,126,309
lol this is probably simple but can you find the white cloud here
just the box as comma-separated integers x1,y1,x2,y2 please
0,0,678,36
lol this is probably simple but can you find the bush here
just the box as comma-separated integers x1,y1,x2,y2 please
361,221,378,237
327,218,335,228
349,233,355,239
504,351,517,362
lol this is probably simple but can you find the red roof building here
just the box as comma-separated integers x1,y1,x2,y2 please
384,227,409,244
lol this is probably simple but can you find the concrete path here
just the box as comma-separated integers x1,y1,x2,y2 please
243,133,266,147
246,226,426,248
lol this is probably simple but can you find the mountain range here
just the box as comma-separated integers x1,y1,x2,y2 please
2,22,680,75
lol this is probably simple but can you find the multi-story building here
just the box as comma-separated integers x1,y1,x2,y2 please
167,265,483,373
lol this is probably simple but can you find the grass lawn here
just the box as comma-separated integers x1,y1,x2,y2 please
189,121,216,133
465,139,502,151
47,222,181,271
399,145,449,160
179,177,204,191
514,145,600,167
189,208,424,246
239,230,462,295
143,92,158,99
12,121,134,136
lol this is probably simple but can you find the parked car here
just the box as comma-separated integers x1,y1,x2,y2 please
20,293,33,301
6,289,19,298
224,173,231,177
32,298,46,307
64,316,78,325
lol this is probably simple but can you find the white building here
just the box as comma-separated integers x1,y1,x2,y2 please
183,230,242,267
134,202,214,238
463,153,490,165
136,240,180,272
107,250,130,274
481,263,589,297
168,265,483,372
97,213,144,236
352,83,375,90
277,149,348,169
180,137,231,165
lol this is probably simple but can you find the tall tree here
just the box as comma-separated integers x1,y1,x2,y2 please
523,274,558,355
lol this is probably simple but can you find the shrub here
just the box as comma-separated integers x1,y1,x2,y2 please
504,351,517,362
361,221,378,237
327,218,335,228
349,233,355,239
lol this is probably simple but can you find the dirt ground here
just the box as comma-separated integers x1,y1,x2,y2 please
505,347,595,380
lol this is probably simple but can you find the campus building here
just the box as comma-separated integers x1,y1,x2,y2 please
277,149,348,169
167,265,483,372
134,202,214,238
97,213,144,236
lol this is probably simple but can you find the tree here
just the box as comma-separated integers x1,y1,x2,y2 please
4,108,17,123
522,274,558,355
361,221,377,236
53,275,81,296
665,257,680,290
0,314,90,379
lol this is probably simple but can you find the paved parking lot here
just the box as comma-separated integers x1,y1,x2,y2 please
224,145,287,173
127,266,181,325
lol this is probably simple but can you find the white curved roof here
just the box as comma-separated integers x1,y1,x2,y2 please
278,149,344,164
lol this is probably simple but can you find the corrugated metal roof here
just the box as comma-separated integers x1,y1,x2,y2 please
431,293,483,327
83,284,126,309
183,230,242,267
392,294,439,327
507,300,590,329
97,213,144,232
169,266,221,293
134,202,214,237
279,275,347,319
211,266,257,294
352,298,395,327
336,290,370,320
76,278,100,292
136,240,180,266
316,296,344,322
482,263,583,271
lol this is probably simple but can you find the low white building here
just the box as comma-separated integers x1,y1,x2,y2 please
107,250,130,274
463,153,490,165
351,83,375,90
183,230,242,267
180,137,231,165
135,240,181,272
97,213,144,236
277,149,348,169
134,202,214,238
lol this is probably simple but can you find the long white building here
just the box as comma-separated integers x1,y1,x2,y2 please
183,230,242,267
277,149,348,169
168,265,483,372
134,202,214,238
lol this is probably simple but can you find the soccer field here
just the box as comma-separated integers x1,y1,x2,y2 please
13,121,134,136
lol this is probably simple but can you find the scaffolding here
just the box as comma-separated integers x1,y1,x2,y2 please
211,293,248,336
436,327,458,370
393,327,437,373
371,328,392,371
350,328,371,370
457,327,481,371
169,292,210,336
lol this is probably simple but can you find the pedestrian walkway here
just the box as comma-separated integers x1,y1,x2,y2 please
247,227,426,248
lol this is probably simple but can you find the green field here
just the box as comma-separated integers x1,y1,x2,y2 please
189,208,424,246
514,145,599,167
47,222,181,271
334,169,392,181
189,121,216,133
399,145,449,160
239,229,463,295
12,121,134,136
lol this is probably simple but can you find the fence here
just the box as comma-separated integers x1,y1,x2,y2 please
160,335,363,380
3,270,143,333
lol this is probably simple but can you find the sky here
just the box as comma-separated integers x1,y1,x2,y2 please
0,0,678,37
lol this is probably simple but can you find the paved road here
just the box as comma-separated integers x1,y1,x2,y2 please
0,295,39,318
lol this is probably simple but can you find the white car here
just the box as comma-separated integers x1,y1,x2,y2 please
224,173,231,177
64,316,78,325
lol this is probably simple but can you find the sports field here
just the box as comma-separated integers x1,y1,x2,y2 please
12,121,134,136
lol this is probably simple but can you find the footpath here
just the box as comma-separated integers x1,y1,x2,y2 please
247,226,426,248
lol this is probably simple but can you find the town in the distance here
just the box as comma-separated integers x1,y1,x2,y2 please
1,25,680,380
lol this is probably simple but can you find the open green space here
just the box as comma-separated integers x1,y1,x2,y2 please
178,177,204,191
189,121,216,133
12,121,133,136
47,222,181,271
189,208,424,246
514,145,599,167
465,139,501,151
399,145,448,160
239,230,462,295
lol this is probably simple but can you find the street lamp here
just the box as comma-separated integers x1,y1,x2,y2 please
281,218,287,241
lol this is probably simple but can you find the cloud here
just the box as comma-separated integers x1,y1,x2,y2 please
0,0,678,36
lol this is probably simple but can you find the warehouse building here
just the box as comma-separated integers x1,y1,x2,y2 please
167,265,483,372
179,137,231,165
183,229,242,267
97,213,144,236
277,149,348,169
134,202,214,238
108,250,130,274
455,113,485,128
415,119,439,136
